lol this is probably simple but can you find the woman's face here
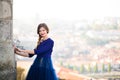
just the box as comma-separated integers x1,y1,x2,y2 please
39,27,48,37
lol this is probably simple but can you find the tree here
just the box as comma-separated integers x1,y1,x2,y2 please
94,64,98,73
108,63,111,72
60,61,63,66
80,64,85,73
88,64,91,73
102,63,105,72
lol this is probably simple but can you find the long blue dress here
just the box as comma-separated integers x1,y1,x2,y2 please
26,38,58,80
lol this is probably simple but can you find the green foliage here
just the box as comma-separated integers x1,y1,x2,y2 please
80,64,85,73
108,63,111,72
102,63,105,72
94,64,98,73
66,64,73,70
88,64,91,73
73,66,77,71
60,61,63,66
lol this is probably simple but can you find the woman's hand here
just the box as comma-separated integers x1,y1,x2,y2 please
15,50,20,54
15,50,29,57
13,46,21,53
13,45,29,57
16,48,22,52
14,47,18,53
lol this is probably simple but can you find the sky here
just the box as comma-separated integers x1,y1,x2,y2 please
13,0,120,21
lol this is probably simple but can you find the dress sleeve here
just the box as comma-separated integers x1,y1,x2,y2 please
34,40,54,55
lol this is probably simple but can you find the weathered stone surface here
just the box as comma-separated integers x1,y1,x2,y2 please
0,0,16,80
0,0,12,20
0,20,12,41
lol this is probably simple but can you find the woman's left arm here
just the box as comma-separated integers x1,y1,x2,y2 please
34,40,54,55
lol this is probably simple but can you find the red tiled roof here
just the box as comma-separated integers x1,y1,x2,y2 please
55,65,91,80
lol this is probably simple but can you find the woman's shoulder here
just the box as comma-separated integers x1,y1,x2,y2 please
38,38,54,46
47,38,54,43
43,38,54,43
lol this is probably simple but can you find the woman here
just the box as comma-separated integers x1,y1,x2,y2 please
14,23,58,80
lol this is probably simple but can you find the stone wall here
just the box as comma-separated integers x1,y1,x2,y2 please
0,0,16,80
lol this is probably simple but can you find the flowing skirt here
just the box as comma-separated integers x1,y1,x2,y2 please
26,56,58,80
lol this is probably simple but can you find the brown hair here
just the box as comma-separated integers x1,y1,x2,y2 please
37,23,49,46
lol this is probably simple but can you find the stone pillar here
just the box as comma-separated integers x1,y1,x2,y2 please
0,0,16,80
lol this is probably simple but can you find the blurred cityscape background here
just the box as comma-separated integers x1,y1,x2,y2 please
13,0,120,80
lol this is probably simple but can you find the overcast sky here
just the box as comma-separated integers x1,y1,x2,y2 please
13,0,120,21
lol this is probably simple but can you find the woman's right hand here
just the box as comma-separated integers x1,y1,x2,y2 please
14,47,18,53
16,48,21,52
14,46,20,53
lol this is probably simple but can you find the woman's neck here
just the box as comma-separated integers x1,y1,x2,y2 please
41,36,48,41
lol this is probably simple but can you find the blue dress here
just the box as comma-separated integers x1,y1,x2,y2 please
26,38,58,80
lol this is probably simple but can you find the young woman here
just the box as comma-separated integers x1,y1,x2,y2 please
14,23,58,80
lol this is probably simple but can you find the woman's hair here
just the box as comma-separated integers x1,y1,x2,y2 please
37,23,49,46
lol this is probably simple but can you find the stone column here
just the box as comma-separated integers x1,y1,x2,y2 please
0,0,16,80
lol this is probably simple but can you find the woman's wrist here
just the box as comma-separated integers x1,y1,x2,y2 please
21,50,26,53
18,50,34,54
